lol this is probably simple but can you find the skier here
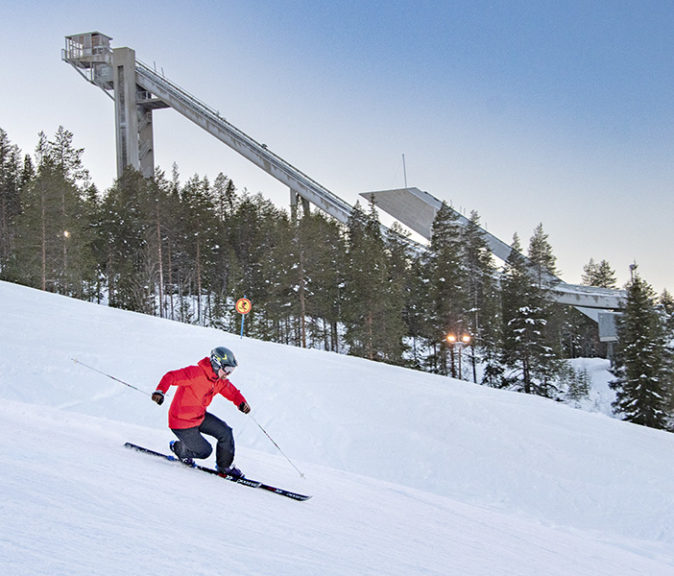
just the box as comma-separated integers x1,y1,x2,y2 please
151,346,251,477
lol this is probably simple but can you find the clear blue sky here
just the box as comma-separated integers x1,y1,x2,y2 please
2,1,673,292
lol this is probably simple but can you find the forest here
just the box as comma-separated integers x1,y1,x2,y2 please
1,126,672,430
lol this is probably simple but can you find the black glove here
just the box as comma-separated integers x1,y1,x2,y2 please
238,401,251,414
151,390,165,405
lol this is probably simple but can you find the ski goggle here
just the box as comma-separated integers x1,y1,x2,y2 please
214,362,235,374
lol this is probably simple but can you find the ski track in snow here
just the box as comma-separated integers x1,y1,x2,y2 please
1,279,673,575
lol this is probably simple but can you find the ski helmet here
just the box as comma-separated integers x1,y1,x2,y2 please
210,346,238,374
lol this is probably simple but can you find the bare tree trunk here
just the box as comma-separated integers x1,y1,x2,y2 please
167,242,174,320
298,248,306,348
196,238,201,323
367,311,373,360
155,207,164,318
40,183,46,291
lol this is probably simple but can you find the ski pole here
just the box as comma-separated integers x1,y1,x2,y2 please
249,413,305,478
71,358,149,396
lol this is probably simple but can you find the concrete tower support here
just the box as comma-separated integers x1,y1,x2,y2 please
111,47,156,179
290,188,311,219
112,47,138,176
63,33,159,180
137,100,156,178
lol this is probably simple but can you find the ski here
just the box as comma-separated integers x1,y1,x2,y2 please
124,442,311,501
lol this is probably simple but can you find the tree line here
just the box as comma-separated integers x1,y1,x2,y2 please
1,126,672,430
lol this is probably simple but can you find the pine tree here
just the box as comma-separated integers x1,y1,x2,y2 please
581,258,617,288
500,234,559,396
9,130,96,296
149,167,188,321
293,210,346,351
208,172,240,326
48,126,90,188
99,169,159,313
309,213,346,353
0,129,23,274
405,253,433,370
610,272,670,430
343,201,394,361
227,192,267,332
563,364,590,407
660,290,674,427
289,205,312,348
527,223,557,288
179,175,220,324
658,290,674,337
427,202,469,376
223,191,291,339
380,222,411,365
260,206,293,342
462,210,499,382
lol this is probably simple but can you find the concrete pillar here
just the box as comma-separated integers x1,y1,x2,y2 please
290,188,310,220
138,106,155,178
112,47,139,178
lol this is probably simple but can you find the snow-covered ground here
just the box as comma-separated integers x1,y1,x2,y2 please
1,279,673,575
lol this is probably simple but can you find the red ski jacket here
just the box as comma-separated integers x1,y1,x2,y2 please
156,357,247,429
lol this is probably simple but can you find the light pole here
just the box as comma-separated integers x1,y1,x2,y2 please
629,262,638,282
446,334,457,377
63,230,70,292
447,333,471,380
458,334,471,380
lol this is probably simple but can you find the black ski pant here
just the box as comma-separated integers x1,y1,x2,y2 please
171,412,235,469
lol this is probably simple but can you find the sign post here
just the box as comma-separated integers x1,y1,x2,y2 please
235,297,252,339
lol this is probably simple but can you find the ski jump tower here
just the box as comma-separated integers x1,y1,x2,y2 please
62,31,350,221
62,32,625,330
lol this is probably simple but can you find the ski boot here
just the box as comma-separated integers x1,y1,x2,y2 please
169,440,195,467
217,463,244,478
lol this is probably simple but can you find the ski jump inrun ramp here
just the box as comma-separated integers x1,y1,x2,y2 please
62,32,625,325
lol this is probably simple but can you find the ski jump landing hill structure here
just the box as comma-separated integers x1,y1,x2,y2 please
62,32,624,337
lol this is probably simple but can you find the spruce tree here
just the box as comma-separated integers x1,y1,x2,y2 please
293,211,346,351
10,130,95,297
462,210,499,382
99,169,158,313
0,129,23,274
343,201,392,361
561,363,590,407
427,202,469,376
179,175,220,324
581,258,617,288
48,126,90,188
610,272,670,430
660,289,674,333
660,290,674,427
312,213,346,353
207,172,240,327
527,223,557,288
380,222,411,365
405,253,433,370
500,234,559,396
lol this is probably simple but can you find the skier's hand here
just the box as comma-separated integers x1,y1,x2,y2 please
151,391,165,405
238,401,251,414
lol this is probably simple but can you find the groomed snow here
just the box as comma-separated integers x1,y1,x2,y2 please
1,279,672,575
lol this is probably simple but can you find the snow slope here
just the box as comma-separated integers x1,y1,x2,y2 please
1,279,673,575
